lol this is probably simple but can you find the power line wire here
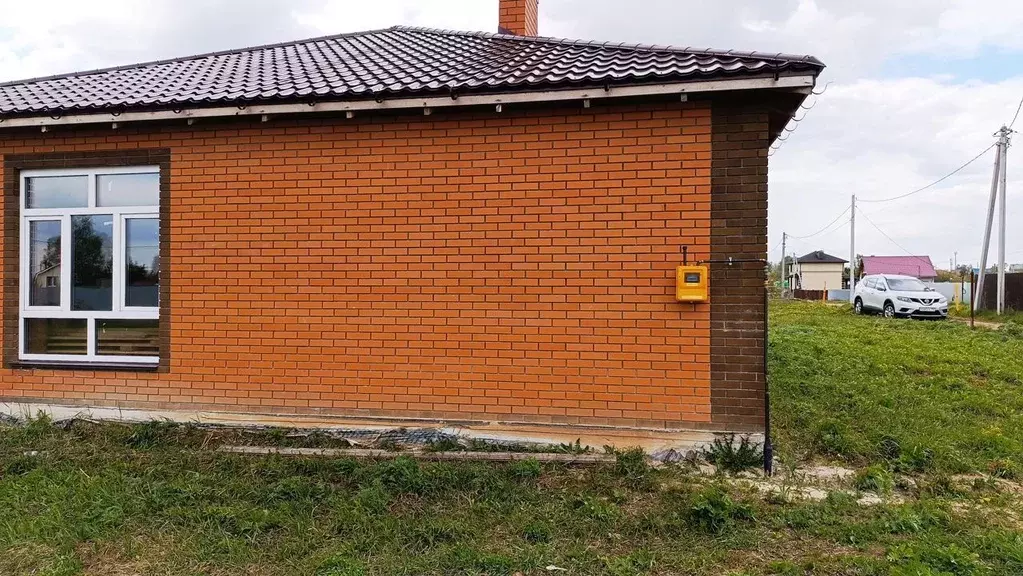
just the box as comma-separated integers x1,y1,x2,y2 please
858,143,997,204
787,206,851,240
1010,94,1023,130
856,208,936,272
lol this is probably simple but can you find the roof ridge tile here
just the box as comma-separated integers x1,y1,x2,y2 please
389,25,824,66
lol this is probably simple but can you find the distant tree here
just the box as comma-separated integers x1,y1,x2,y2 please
127,260,158,286
40,235,61,271
71,217,111,287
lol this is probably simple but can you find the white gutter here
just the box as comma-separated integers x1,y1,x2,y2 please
0,75,815,130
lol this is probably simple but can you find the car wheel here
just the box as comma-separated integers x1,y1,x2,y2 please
883,301,896,318
854,298,863,315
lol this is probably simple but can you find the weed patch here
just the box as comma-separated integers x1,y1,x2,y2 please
854,465,895,494
689,485,754,534
703,435,763,474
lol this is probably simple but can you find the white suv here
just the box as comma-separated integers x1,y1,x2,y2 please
853,274,948,319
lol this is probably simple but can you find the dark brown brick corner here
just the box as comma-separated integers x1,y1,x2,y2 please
709,100,770,432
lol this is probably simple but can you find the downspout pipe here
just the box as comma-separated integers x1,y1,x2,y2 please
763,282,772,476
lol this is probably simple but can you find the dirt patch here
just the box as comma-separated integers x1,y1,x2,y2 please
800,465,857,483
953,474,1023,496
950,317,1003,330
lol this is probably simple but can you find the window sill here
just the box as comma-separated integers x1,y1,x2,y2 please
9,360,160,373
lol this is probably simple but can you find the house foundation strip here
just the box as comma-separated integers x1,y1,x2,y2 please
218,445,617,464
0,400,730,459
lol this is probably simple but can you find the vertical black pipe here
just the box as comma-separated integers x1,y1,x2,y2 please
763,282,773,476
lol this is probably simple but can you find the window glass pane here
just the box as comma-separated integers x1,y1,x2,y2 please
28,220,61,306
72,215,113,311
125,218,160,307
26,176,88,209
24,318,86,355
97,173,159,207
96,319,159,357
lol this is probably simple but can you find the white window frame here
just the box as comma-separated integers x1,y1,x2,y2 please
19,166,160,365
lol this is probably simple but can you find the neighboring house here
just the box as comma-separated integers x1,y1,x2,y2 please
0,0,824,444
33,264,59,288
791,251,847,291
31,264,61,307
860,256,938,282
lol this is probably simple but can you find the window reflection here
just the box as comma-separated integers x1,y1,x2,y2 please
26,176,88,209
25,318,87,355
96,319,159,357
29,221,61,306
97,173,159,207
71,215,113,311
125,218,159,307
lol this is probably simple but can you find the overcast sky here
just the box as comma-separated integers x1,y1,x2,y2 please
2,0,1021,269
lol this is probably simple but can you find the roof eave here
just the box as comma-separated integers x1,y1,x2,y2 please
0,74,818,130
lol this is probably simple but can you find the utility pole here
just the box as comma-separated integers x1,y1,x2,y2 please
781,232,787,293
997,126,1010,315
849,195,856,302
975,130,1006,312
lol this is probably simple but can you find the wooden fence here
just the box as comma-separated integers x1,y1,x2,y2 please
792,289,827,301
978,273,1023,311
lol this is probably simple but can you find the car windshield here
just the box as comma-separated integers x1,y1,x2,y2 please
886,278,927,291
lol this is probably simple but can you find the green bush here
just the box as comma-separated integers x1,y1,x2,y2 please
689,486,754,534
315,555,366,576
854,465,895,494
812,419,856,458
572,496,621,523
702,435,763,474
988,458,1019,480
614,448,651,486
403,519,464,552
521,521,552,544
125,420,180,449
887,542,986,575
3,454,39,476
603,550,656,576
372,457,425,494
508,458,542,481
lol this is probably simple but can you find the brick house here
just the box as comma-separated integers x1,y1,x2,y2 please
0,0,823,446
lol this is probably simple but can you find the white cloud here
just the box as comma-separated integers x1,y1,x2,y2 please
0,0,1021,268
770,76,1023,268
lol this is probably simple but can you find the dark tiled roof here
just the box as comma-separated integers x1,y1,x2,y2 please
798,251,847,264
0,26,824,117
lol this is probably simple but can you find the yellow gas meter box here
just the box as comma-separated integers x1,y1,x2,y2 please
676,265,709,302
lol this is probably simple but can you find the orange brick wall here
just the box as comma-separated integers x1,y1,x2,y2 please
498,0,539,36
0,100,718,430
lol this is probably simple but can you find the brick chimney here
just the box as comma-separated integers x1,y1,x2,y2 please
499,0,539,36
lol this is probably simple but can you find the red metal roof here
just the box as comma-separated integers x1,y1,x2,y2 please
860,256,937,278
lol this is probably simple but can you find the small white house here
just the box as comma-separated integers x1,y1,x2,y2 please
791,251,847,291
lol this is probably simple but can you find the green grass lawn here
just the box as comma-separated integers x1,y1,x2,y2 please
771,300,1023,476
0,300,1021,575
948,305,1023,325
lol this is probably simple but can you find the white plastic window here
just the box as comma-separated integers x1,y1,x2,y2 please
20,167,160,364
